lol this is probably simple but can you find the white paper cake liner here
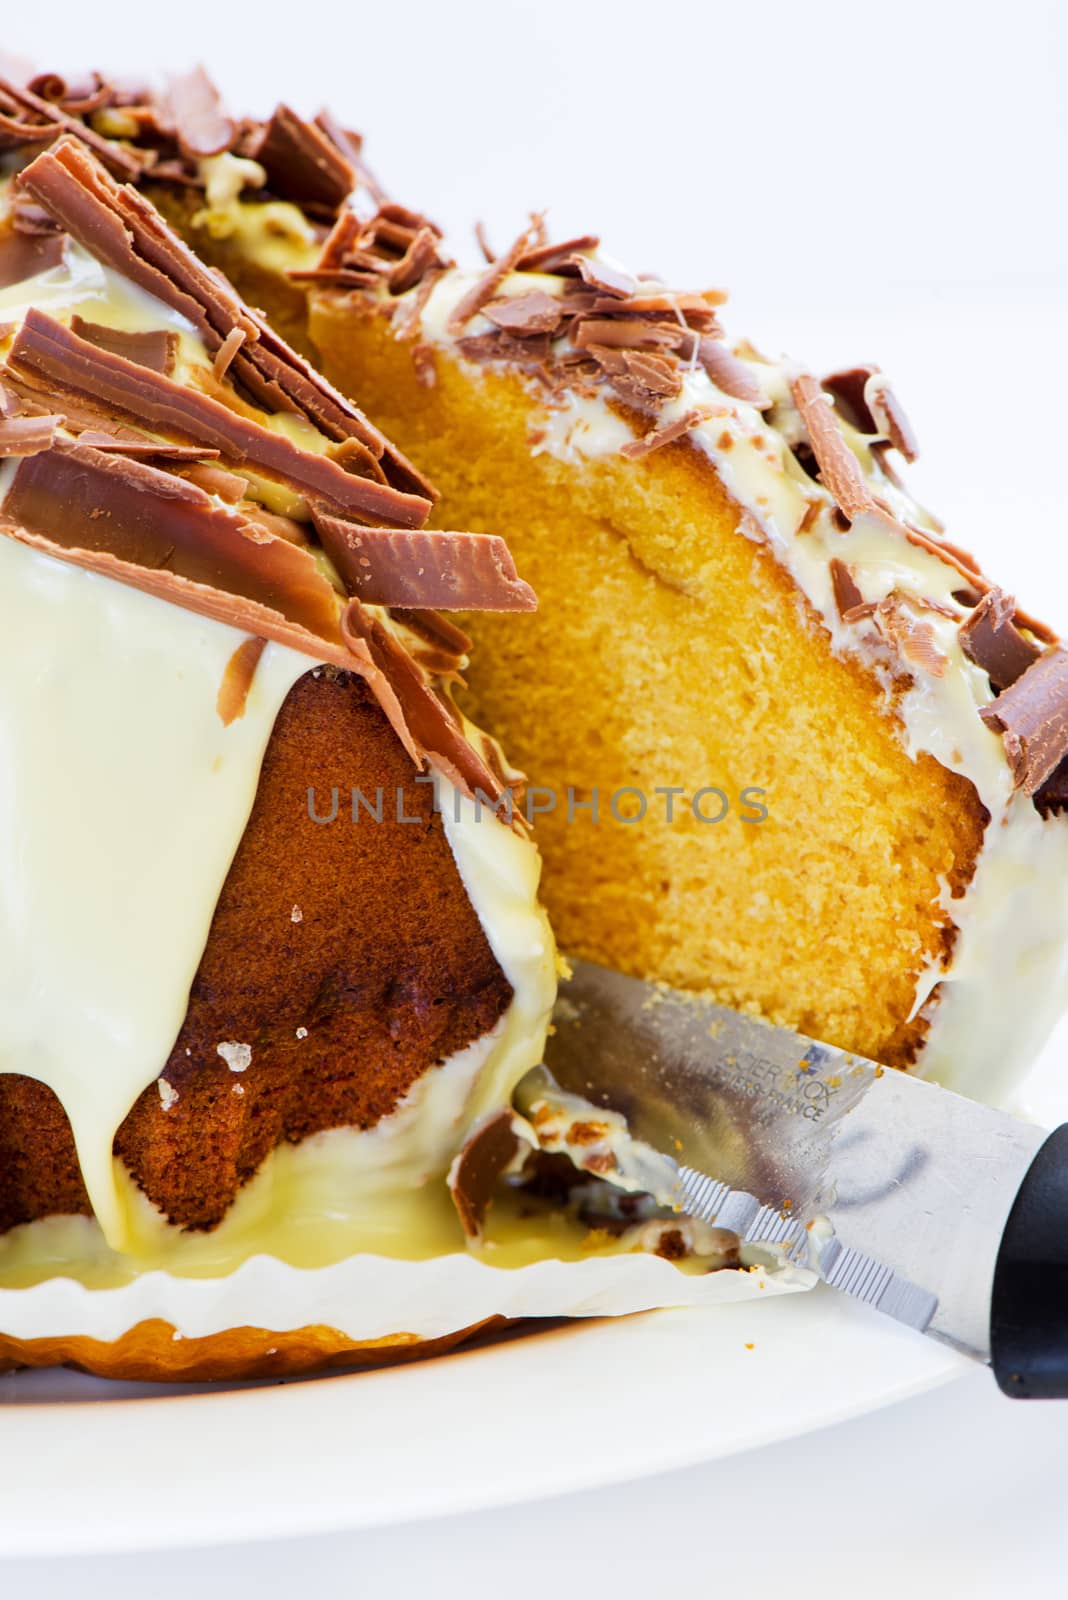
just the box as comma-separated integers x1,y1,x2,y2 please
0,1249,814,1345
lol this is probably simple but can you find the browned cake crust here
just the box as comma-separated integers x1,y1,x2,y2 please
0,668,512,1233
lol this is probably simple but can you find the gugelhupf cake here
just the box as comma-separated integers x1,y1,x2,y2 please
60,67,1068,1102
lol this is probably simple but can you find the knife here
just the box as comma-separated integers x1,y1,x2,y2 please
541,958,1068,1398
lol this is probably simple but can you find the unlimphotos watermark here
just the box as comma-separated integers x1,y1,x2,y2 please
307,780,769,827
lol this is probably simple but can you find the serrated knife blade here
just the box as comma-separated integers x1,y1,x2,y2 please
543,958,1051,1363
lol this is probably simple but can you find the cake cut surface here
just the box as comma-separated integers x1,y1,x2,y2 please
65,69,1068,1101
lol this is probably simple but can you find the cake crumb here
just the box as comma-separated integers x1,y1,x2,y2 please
745,1342,755,1350
290,905,303,923
217,1040,252,1073
157,1078,179,1112
296,1026,308,1040
232,1083,245,1096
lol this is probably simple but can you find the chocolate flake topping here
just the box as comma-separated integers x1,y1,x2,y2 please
5,308,425,526
312,513,538,612
0,410,63,457
829,556,864,618
620,406,716,461
446,215,545,335
17,138,435,502
790,374,875,522
253,103,355,212
68,314,178,375
0,74,145,179
0,216,66,288
482,291,564,336
824,363,919,462
164,66,237,160
979,647,1068,794
959,587,1042,691
3,440,343,640
447,1109,523,1240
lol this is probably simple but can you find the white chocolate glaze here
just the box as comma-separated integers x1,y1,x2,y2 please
0,210,557,1283
375,260,1068,1100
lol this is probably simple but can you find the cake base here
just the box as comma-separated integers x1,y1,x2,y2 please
0,1316,504,1382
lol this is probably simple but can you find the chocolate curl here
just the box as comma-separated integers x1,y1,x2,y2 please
620,406,717,461
0,75,144,177
959,588,1042,691
68,315,178,376
340,603,510,805
0,219,66,288
446,215,545,334
0,411,64,457
16,137,435,501
829,557,864,618
165,67,237,159
482,291,565,337
979,646,1068,794
790,374,876,523
313,512,537,612
694,339,766,406
6,309,427,527
824,364,919,462
447,1110,525,1241
3,440,344,641
254,103,355,211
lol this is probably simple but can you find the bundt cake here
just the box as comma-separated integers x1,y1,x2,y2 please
0,90,756,1382
2,66,1068,1379
67,68,1068,1103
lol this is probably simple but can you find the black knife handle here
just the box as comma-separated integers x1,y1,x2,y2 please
991,1123,1068,1398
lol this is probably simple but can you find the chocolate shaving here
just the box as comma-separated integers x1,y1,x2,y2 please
515,234,600,273
340,603,508,803
589,345,682,407
0,410,64,457
3,440,343,641
790,374,875,522
447,1110,523,1240
17,138,435,502
0,218,66,288
446,215,544,335
165,67,236,160
824,363,918,462
387,226,442,295
216,636,266,725
0,75,145,178
69,314,178,375
829,557,864,618
213,325,246,379
959,587,1042,691
979,646,1068,794
312,513,536,612
254,103,354,211
695,339,766,405
620,406,715,460
6,308,426,527
0,518,359,673
569,255,637,298
872,595,949,678
482,291,564,336
571,317,681,352
456,329,553,369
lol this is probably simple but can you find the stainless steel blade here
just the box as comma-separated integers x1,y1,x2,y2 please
543,958,1048,1359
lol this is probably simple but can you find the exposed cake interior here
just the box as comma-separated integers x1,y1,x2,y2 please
142,138,1068,1099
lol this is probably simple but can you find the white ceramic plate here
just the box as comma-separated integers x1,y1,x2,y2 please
2,1015,1064,1558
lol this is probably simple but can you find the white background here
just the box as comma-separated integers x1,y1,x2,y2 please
3,0,1068,1592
